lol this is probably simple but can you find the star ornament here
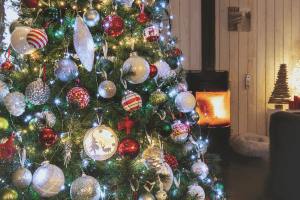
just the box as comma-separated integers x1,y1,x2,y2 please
0,135,17,160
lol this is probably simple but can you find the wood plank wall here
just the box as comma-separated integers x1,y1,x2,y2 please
169,0,300,138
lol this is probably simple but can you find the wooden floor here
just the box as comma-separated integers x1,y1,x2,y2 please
221,149,271,200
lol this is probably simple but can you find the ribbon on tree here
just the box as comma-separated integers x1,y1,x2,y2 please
0,132,17,160
118,115,138,136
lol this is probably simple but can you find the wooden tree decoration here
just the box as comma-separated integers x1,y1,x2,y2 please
268,64,291,109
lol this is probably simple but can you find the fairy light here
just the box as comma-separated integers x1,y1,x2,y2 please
291,60,300,97
119,41,123,45
45,149,49,153
38,2,42,6
112,45,117,50
54,98,61,105
60,1,65,6
33,67,38,71
137,0,141,4
72,5,77,10
83,8,87,12
97,4,101,9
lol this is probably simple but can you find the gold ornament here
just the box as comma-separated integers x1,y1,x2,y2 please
142,145,164,171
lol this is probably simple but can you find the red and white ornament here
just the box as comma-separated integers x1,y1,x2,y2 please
170,121,189,142
66,87,90,109
143,25,161,43
122,91,142,112
26,29,48,49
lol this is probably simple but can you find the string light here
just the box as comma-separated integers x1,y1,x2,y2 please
54,98,61,105
112,45,117,50
38,2,42,6
72,5,77,10
97,4,101,9
60,1,65,6
83,8,87,12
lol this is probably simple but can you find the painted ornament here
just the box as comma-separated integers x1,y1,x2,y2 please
191,159,209,180
122,91,142,112
171,121,189,142
26,29,48,49
102,13,125,37
143,25,161,43
66,87,90,109
175,92,196,113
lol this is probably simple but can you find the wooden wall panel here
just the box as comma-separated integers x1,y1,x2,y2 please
179,0,190,70
168,0,180,46
190,0,201,70
275,0,284,82
220,0,230,71
284,0,292,92
216,0,220,71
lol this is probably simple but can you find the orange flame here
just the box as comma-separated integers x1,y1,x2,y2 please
195,91,230,127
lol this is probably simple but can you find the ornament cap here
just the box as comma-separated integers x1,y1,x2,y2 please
111,11,117,15
41,160,50,167
130,52,138,57
9,88,15,93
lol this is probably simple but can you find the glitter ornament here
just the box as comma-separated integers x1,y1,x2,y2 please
191,159,209,180
0,61,14,74
32,161,65,197
156,190,167,200
12,166,32,189
138,193,155,200
43,7,59,22
26,29,48,49
0,81,9,102
143,25,161,43
149,64,158,78
74,16,94,72
0,118,9,131
25,78,50,105
35,111,56,128
142,145,164,171
9,21,23,34
157,162,173,191
153,61,171,80
137,13,149,23
38,128,57,146
98,80,116,98
149,89,167,107
188,184,205,200
83,125,119,161
175,92,196,113
4,91,26,117
83,9,100,27
117,137,141,159
23,0,39,8
11,26,36,55
122,91,142,112
70,174,101,200
102,13,125,37
164,154,178,170
0,188,18,200
171,121,189,142
55,58,79,82
186,110,200,124
66,87,90,109
122,52,150,84
118,0,134,7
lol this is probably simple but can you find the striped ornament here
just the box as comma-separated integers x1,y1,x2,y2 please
143,25,161,43
122,92,142,112
26,29,48,49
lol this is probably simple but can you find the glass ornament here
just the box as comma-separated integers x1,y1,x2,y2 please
32,161,65,197
138,193,155,200
11,27,36,55
99,56,115,75
143,25,161,43
149,89,167,107
26,29,48,49
142,145,164,171
12,166,32,189
43,7,59,22
0,188,18,200
157,162,173,191
122,91,142,112
83,125,119,161
191,159,209,180
118,0,134,7
25,78,50,105
0,117,9,131
122,52,150,84
186,110,200,124
102,13,125,37
137,12,149,23
175,92,196,113
83,9,100,27
158,120,173,138
183,141,194,155
155,190,167,200
66,87,90,109
153,61,171,80
38,128,57,146
55,58,79,82
117,137,141,159
9,21,23,34
188,184,205,200
22,0,39,8
171,121,189,142
0,61,14,74
3,91,26,117
0,81,9,102
98,80,116,98
70,174,101,200
149,64,158,78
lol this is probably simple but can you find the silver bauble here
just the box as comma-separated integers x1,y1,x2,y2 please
157,162,173,191
191,159,209,180
122,52,150,84
142,145,164,171
70,174,101,200
188,184,205,200
138,193,156,200
55,58,79,82
12,166,32,188
154,61,171,80
197,141,209,155
0,81,9,102
175,92,196,113
25,78,50,105
156,190,167,200
83,9,100,27
4,91,26,116
32,161,65,197
187,110,200,124
183,141,194,155
98,80,116,98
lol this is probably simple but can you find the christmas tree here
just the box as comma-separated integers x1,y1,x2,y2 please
0,0,228,199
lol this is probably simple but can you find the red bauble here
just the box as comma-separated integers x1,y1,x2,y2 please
0,135,17,160
143,25,161,43
164,154,178,170
38,128,57,146
23,0,39,8
102,14,125,37
137,13,149,23
66,87,90,109
0,60,14,74
148,64,158,78
174,48,182,56
117,137,140,159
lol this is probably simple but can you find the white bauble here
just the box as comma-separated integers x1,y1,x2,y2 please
157,162,173,191
25,78,50,105
70,174,101,200
11,27,36,54
175,92,196,113
188,184,205,200
138,193,156,200
0,81,9,102
83,9,100,27
55,58,79,82
12,166,32,189
154,61,171,80
156,190,167,200
4,91,26,116
191,159,209,180
122,52,150,84
32,161,65,197
98,80,116,98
